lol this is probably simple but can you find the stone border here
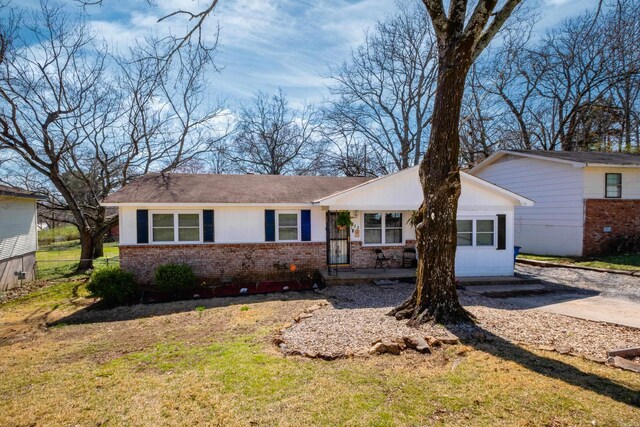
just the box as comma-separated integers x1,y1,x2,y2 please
517,258,640,276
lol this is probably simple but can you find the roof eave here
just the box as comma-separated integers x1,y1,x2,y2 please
469,150,587,175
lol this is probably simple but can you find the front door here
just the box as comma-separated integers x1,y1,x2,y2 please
326,211,350,267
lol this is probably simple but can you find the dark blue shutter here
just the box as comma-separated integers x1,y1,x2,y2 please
136,209,149,244
497,214,506,250
301,209,311,241
265,210,275,242
203,210,214,242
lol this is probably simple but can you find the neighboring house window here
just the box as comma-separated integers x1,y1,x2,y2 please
151,212,201,243
277,211,299,241
457,219,495,247
605,173,622,198
364,212,403,245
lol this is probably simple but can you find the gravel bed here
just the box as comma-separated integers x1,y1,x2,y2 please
283,282,640,359
516,264,640,302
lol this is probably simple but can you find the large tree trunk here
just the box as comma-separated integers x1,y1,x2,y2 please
78,229,95,271
390,44,473,325
93,237,104,258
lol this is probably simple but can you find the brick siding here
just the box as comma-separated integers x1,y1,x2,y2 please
583,199,640,255
120,239,418,284
120,242,326,284
350,240,416,268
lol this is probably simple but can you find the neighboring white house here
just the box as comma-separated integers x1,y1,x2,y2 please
0,185,44,290
102,167,533,284
470,150,640,256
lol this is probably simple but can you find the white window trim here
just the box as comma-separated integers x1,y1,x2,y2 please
276,210,301,242
149,210,203,244
456,217,497,249
362,211,404,246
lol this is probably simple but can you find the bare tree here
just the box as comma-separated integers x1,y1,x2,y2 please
0,2,229,270
326,3,438,172
228,90,324,175
389,0,523,324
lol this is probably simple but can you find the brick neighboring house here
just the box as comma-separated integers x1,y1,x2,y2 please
0,185,45,290
101,168,533,284
470,150,640,256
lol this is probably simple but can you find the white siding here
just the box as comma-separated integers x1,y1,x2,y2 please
584,167,640,199
0,196,38,260
119,205,327,245
474,155,585,256
324,167,521,276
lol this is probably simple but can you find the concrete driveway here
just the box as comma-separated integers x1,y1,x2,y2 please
468,266,640,329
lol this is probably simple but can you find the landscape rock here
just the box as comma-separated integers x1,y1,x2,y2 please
382,340,402,355
555,345,573,355
425,336,442,347
305,304,323,313
606,347,640,359
369,342,386,355
609,356,640,373
440,336,460,345
403,336,431,354
294,312,313,323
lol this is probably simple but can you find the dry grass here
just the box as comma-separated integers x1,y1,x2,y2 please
1,279,639,426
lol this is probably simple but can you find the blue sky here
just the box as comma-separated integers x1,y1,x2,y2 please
18,0,603,106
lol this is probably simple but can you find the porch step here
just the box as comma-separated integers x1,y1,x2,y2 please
316,268,540,287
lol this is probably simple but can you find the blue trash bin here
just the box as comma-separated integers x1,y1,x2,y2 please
514,246,522,262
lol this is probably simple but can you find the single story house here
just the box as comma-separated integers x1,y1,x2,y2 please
0,185,44,290
101,167,533,284
470,150,640,256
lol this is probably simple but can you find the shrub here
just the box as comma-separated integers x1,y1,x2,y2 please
87,267,137,306
154,263,196,294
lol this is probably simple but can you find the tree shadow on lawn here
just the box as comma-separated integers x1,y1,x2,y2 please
47,290,325,326
455,324,640,408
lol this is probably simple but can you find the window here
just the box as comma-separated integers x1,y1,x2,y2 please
364,213,382,244
605,173,622,198
385,213,403,244
178,214,200,241
456,219,495,248
277,212,299,241
456,220,472,246
476,220,495,246
152,214,174,242
364,212,403,245
151,212,201,243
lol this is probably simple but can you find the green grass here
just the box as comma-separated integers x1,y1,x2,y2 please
0,274,639,425
36,241,119,280
38,225,80,246
518,252,640,271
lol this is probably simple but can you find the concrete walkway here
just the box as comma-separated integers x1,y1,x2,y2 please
468,285,640,329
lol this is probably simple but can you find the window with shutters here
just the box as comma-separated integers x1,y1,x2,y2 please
456,218,495,248
150,211,202,243
276,211,300,241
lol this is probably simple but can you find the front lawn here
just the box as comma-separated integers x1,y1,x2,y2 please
0,273,639,425
518,252,640,271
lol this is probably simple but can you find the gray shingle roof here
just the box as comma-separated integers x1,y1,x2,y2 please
102,173,372,204
508,150,640,166
0,184,45,199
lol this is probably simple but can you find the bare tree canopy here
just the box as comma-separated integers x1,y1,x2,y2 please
228,90,325,175
0,1,229,270
326,3,438,172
